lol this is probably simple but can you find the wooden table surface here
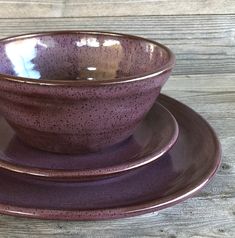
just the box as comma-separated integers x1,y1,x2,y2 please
0,1,234,237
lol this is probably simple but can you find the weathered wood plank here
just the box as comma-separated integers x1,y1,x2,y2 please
0,198,234,237
0,73,233,237
0,0,63,18
64,0,235,17
0,15,234,75
0,0,235,18
167,74,235,92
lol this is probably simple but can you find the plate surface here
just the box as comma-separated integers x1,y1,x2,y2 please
0,103,178,180
0,95,221,220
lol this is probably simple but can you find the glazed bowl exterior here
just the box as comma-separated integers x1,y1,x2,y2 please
0,31,175,154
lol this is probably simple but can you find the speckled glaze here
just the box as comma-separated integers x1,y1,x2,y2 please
0,95,221,220
0,31,175,153
0,102,178,181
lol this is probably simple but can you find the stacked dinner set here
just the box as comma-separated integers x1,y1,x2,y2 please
0,31,221,220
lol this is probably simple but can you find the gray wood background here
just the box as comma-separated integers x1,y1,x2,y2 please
0,0,234,237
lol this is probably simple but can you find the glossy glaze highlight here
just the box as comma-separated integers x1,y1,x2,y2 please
0,31,174,82
0,31,175,153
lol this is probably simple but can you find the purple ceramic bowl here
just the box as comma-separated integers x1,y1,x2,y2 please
0,31,175,154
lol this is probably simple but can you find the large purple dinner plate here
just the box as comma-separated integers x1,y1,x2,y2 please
0,102,178,181
0,95,221,220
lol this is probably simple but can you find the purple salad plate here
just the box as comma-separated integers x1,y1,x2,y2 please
0,95,221,220
0,102,178,181
0,31,175,154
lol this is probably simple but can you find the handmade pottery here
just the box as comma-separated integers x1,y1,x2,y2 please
0,102,178,181
0,95,221,220
0,31,175,153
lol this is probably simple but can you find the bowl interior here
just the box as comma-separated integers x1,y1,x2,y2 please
0,32,170,81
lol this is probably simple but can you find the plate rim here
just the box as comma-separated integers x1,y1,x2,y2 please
0,94,221,220
0,102,179,180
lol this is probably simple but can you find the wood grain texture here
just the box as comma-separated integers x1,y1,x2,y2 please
0,73,234,237
0,15,234,75
0,0,234,18
0,198,234,238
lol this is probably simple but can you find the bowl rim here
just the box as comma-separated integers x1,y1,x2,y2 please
0,30,175,86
